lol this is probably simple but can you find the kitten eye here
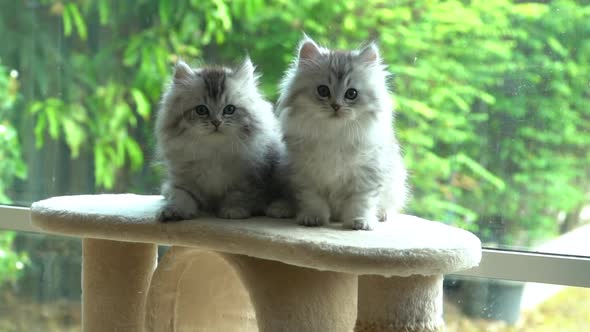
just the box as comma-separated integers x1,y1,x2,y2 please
345,88,358,100
223,104,236,115
317,85,330,98
195,105,209,115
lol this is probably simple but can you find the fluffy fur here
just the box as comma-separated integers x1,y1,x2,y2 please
277,37,409,230
155,59,291,222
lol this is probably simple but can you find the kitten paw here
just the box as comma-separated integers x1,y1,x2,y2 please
218,206,251,219
377,209,387,222
265,200,295,219
157,205,197,223
344,217,376,231
297,214,327,227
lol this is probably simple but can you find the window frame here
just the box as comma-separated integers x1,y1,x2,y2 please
1,204,589,287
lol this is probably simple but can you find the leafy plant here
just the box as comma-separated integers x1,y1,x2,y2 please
0,62,26,203
0,231,28,287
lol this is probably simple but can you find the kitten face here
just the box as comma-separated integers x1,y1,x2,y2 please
158,59,264,143
280,38,390,123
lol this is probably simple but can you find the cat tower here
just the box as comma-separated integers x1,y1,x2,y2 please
30,194,481,332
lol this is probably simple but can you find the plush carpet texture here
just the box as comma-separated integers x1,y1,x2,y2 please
31,194,481,277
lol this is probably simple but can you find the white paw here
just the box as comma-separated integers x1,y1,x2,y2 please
265,200,295,219
297,214,327,227
218,206,251,219
377,209,387,222
157,204,197,222
344,216,376,231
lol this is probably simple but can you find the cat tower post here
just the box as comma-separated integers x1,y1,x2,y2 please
30,194,481,332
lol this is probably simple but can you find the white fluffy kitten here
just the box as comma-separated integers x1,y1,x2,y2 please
277,38,408,230
155,59,290,222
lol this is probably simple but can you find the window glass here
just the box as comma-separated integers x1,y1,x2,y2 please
0,231,80,332
445,275,590,331
0,1,589,255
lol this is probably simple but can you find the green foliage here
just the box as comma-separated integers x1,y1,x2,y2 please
0,231,28,286
463,0,590,244
0,62,26,203
0,0,589,247
0,62,28,286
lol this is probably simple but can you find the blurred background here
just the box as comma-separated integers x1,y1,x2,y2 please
0,0,589,330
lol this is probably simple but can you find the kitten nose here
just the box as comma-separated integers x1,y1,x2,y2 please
211,119,222,127
331,103,341,111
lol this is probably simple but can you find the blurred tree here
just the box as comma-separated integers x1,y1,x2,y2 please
462,1,590,245
0,62,26,202
0,231,28,287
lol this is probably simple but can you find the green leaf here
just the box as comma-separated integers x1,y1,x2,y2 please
213,0,231,30
131,89,150,119
455,154,506,191
449,93,469,112
343,15,355,31
512,3,548,18
98,0,110,25
62,7,72,36
28,101,43,115
62,118,86,158
123,37,141,66
159,0,172,25
96,145,116,189
431,200,478,224
66,3,88,41
401,98,437,119
14,160,27,179
547,37,568,58
34,115,47,148
125,139,144,170
94,147,106,187
115,139,126,167
45,108,60,140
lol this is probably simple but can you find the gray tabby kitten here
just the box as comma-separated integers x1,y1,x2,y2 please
155,59,290,222
277,38,408,230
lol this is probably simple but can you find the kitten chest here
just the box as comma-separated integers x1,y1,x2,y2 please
180,153,251,198
292,142,380,191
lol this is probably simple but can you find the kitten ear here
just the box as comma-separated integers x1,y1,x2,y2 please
232,56,258,84
173,60,194,83
235,57,255,79
298,36,321,62
358,43,381,64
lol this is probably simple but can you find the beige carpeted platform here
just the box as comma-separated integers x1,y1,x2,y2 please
30,194,482,332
